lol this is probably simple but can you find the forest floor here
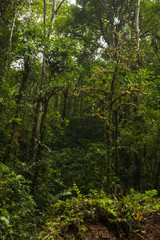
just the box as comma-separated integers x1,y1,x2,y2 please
83,210,160,240
38,192,160,240
133,210,160,240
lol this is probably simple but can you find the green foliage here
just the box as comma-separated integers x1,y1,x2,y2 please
122,189,160,220
48,143,107,195
38,196,114,240
0,163,35,239
38,190,160,239
1,0,160,238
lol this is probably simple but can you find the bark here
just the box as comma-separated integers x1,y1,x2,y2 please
114,110,119,175
39,100,49,143
135,0,141,50
133,153,141,190
1,4,17,84
43,0,47,37
16,48,32,104
51,0,57,25
50,0,65,33
31,0,47,162
62,85,69,119
106,60,120,194
35,99,49,160
31,101,43,161
105,123,112,195
56,0,65,14
31,0,66,162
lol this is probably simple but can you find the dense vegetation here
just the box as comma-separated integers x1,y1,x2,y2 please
0,0,160,239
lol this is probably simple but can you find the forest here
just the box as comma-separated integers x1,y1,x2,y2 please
0,0,160,239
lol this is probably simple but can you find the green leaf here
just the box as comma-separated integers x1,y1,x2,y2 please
0,216,10,226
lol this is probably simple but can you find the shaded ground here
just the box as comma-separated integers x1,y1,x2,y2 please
84,223,117,240
83,210,160,240
133,210,160,240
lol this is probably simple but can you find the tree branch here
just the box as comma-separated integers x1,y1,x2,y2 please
141,9,160,32
55,0,65,14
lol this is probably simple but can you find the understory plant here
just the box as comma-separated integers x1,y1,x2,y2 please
0,163,36,239
38,188,160,239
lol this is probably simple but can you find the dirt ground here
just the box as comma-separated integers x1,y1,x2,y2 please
133,210,160,240
84,223,117,240
83,210,160,240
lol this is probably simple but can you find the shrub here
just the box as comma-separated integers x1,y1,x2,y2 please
0,163,35,239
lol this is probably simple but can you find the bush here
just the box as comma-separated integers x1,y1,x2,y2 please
38,189,160,239
0,163,35,239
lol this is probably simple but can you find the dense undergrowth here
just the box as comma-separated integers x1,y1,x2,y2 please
0,164,35,239
38,188,160,240
1,163,160,239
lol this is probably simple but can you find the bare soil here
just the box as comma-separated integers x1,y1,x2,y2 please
84,223,117,240
83,210,160,240
133,210,160,240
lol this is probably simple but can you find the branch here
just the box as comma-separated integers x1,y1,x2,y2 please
94,113,109,124
37,86,64,101
121,102,137,107
79,87,110,96
140,26,160,38
98,9,109,45
141,9,160,32
55,0,65,14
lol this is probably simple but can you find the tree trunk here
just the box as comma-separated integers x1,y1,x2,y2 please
114,110,119,175
31,0,66,162
31,101,43,161
105,61,119,194
1,4,17,85
135,0,141,50
133,153,141,190
31,0,47,162
51,0,56,25
62,85,69,119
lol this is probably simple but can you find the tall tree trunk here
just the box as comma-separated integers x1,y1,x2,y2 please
135,0,141,50
31,100,43,162
31,0,47,162
35,98,49,160
17,48,32,104
0,4,17,85
105,61,119,194
31,0,66,162
114,110,119,176
51,0,56,25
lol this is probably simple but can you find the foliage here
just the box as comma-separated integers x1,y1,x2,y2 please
38,189,160,239
0,163,35,239
46,142,108,195
0,0,160,238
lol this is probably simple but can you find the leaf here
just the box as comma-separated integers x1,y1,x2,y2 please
0,216,10,226
16,175,23,180
145,189,157,197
